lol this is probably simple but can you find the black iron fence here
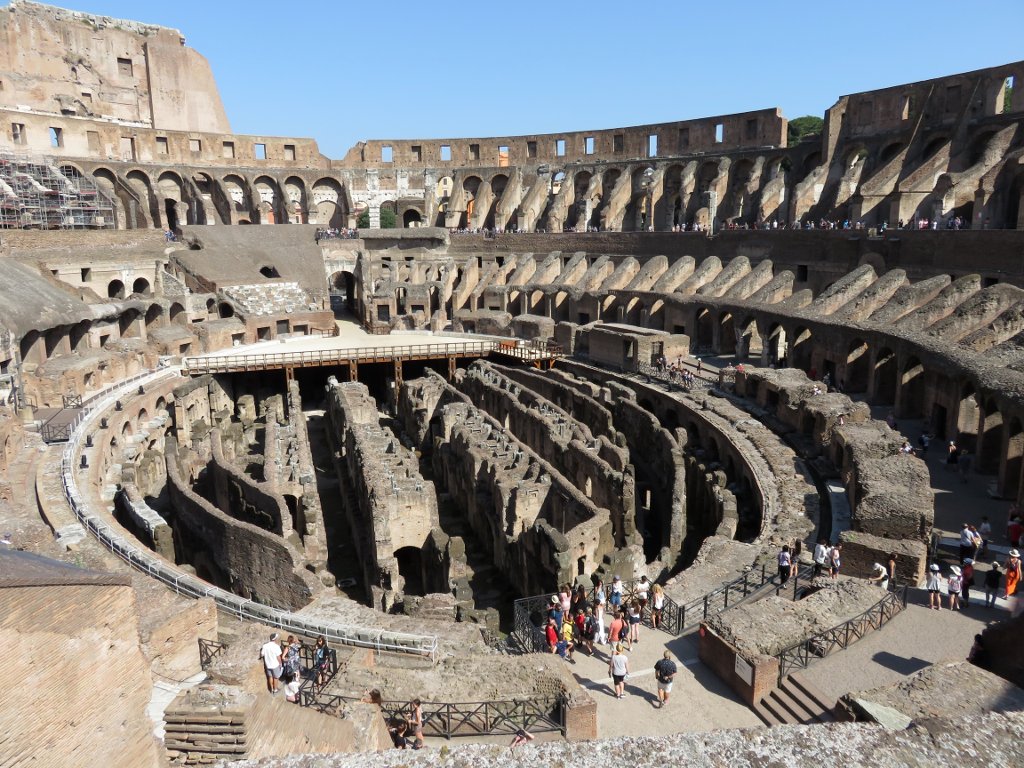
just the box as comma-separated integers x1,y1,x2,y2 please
198,638,226,669
774,584,909,683
299,689,566,739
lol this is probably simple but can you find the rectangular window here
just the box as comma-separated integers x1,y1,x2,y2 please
945,85,962,113
714,124,724,143
254,142,267,160
613,134,624,153
527,141,537,158
469,143,480,160
284,144,296,161
796,265,809,282
381,145,393,162
410,145,421,162
156,136,168,155
678,127,690,149
222,141,234,158
11,123,25,145
440,144,451,161
745,118,758,140
49,127,63,148
584,136,595,155
188,138,201,153
87,130,100,152
498,145,509,167
556,139,566,157
117,57,133,77
80,91,92,102
1005,77,1015,113
81,267,92,282
648,134,658,157
120,136,136,160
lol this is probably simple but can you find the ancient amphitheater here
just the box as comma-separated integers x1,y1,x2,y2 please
0,2,1023,766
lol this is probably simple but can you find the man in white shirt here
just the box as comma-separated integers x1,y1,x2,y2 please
812,538,829,578
260,632,284,695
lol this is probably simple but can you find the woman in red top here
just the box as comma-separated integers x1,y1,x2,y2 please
544,617,559,653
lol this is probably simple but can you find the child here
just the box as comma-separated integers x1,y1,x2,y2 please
926,563,943,610
947,566,963,611
961,559,975,606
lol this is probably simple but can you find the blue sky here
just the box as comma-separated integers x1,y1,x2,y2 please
10,0,1022,157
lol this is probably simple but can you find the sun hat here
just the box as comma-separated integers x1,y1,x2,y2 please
550,595,559,604
964,558,974,565
950,566,962,576
929,564,940,572
873,562,885,571
613,575,621,581
1011,549,1021,558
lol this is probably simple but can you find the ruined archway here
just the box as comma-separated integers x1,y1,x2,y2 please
899,356,925,418
844,338,870,394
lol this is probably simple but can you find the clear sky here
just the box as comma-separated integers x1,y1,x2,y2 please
8,0,1022,157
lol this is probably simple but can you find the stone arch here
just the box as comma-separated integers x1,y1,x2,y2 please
957,381,980,451
132,277,151,296
20,330,44,365
790,326,814,372
218,302,235,319
144,303,162,328
403,209,422,227
283,176,308,223
311,177,346,229
157,170,187,229
125,169,158,228
872,346,898,404
169,302,186,325
844,338,871,393
899,355,926,418
719,312,737,355
394,546,424,596
921,134,950,162
254,175,284,224
765,323,787,365
91,167,130,228
221,174,250,221
879,141,905,164
107,279,126,299
191,171,219,224
696,309,714,351
978,398,1004,473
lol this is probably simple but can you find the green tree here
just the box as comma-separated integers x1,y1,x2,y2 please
787,115,824,146
356,207,397,228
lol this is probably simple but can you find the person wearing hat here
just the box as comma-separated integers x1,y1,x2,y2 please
548,595,563,630
961,559,976,606
1003,549,1021,600
868,562,889,590
926,564,943,610
985,561,1002,608
609,575,624,610
947,565,963,610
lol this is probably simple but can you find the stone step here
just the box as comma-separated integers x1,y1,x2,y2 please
785,670,837,721
754,673,836,726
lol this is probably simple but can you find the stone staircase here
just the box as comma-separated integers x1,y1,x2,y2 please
753,671,836,726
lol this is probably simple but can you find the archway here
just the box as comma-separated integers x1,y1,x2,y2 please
403,209,422,227
719,313,736,355
978,398,1003,473
169,303,186,325
899,356,925,418
696,309,714,351
394,546,425,596
330,271,356,314
132,277,151,296
872,347,898,404
766,324,787,365
108,279,126,299
957,383,979,451
844,338,870,393
790,326,813,373
218,302,234,319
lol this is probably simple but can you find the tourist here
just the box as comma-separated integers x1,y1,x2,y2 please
260,632,284,695
284,675,301,703
653,651,677,709
548,595,563,628
789,541,802,580
592,578,608,644
812,537,829,578
829,543,843,580
509,728,534,752
626,600,642,646
650,584,665,629
581,607,596,654
947,566,963,610
962,559,975,606
900,440,913,455
609,575,624,611
388,718,410,749
946,441,959,471
636,575,650,614
282,635,302,683
887,552,898,590
313,635,331,685
869,562,889,590
608,643,629,699
560,614,576,662
571,583,588,616
778,545,792,584
410,698,424,749
985,562,1002,607
1007,515,1022,548
545,617,559,654
559,583,572,614
1003,549,1021,599
959,523,977,563
927,564,943,610
609,611,628,647
979,516,992,557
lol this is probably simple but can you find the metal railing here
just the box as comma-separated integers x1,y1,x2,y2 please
299,690,566,739
198,638,227,669
58,369,440,661
774,585,909,682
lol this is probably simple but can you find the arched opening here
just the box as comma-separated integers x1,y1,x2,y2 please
719,313,736,355
218,302,235,319
403,209,422,227
164,198,178,231
132,277,151,296
899,356,925,418
879,141,905,164
790,326,813,373
259,265,280,278
169,303,186,325
483,174,508,230
696,309,714,351
137,407,149,426
121,420,134,439
144,304,161,328
957,383,979,452
872,347,898,404
1002,417,1024,500
329,271,356,314
20,330,44,365
107,279,125,299
978,398,1003,474
394,546,425,596
739,318,761,361
922,135,948,162
766,324,787,366
844,338,870,393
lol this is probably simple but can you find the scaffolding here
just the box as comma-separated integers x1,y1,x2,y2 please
0,152,115,230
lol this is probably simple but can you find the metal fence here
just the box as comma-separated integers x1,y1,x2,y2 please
775,585,909,682
198,638,227,669
59,368,440,661
299,689,566,739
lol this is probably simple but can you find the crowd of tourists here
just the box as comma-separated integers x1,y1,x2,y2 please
314,227,358,242
259,632,333,702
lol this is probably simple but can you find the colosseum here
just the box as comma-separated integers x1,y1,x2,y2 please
0,2,1022,766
